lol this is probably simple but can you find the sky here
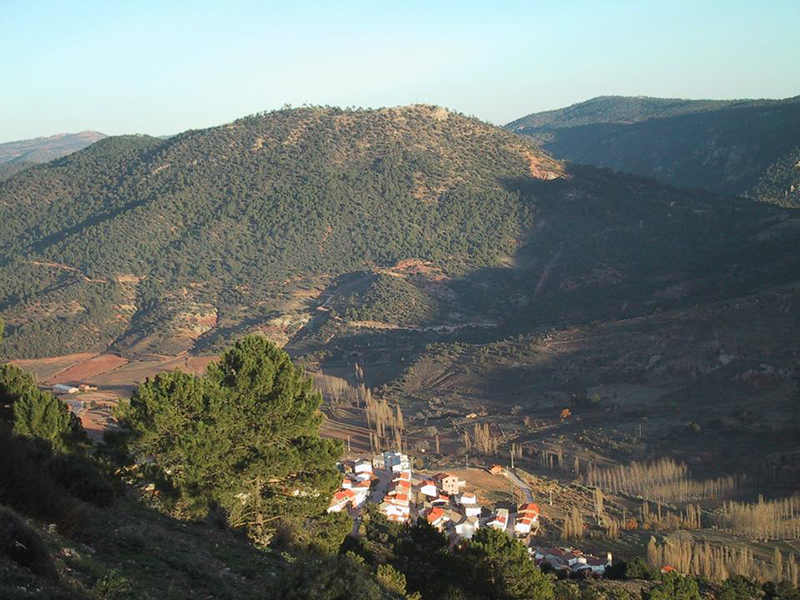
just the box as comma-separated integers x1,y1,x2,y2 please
1,0,799,142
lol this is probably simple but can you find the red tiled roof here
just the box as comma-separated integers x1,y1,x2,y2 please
518,503,540,515
427,507,445,523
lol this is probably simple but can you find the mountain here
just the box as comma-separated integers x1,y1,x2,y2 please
0,105,798,360
0,131,107,179
506,96,800,206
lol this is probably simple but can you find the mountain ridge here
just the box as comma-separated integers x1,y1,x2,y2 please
0,104,798,360
506,95,800,205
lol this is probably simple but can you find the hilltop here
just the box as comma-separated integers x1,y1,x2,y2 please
0,104,557,358
0,131,107,180
507,95,800,205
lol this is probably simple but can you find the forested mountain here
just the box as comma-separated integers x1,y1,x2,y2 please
0,105,798,359
506,96,800,205
0,131,107,180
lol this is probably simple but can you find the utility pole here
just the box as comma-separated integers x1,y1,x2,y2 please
465,453,469,470
347,436,351,453
510,449,515,471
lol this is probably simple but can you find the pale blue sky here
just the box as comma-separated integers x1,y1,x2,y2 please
1,0,798,142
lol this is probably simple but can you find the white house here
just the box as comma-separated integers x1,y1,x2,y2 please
419,480,438,497
457,492,478,505
513,503,541,536
426,507,450,531
327,490,355,513
454,515,480,540
430,494,450,507
354,459,373,475
380,500,410,522
384,451,411,472
461,502,482,518
487,508,509,531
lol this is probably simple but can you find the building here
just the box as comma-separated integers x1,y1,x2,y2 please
434,473,460,495
487,508,509,531
379,499,410,522
426,507,450,531
489,465,504,475
457,492,482,517
419,480,438,497
513,503,541,536
454,515,480,540
328,490,356,513
383,451,411,472
53,384,79,395
532,548,612,576
430,494,450,507
354,459,373,475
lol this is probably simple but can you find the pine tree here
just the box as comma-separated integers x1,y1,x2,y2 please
119,335,343,541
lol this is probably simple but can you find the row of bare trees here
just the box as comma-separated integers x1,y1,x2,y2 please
584,458,739,502
647,535,799,584
313,370,368,407
713,494,800,541
365,393,404,453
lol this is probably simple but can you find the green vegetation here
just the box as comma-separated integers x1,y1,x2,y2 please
0,363,86,452
0,106,556,358
117,335,343,540
507,95,800,201
2,105,799,359
342,274,437,326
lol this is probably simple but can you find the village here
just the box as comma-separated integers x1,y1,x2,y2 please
328,450,613,578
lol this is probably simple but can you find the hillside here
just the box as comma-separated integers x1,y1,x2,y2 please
0,105,561,358
506,96,800,205
0,132,107,179
1,104,799,361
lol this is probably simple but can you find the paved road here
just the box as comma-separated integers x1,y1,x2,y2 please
504,469,534,502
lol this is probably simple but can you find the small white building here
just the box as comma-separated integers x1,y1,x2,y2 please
457,492,478,505
419,481,438,497
426,507,450,531
461,502,482,518
487,508,509,532
53,384,79,395
454,515,480,540
383,451,411,472
513,503,541,536
354,459,373,475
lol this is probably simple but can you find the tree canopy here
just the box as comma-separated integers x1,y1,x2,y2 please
118,335,343,540
0,363,85,453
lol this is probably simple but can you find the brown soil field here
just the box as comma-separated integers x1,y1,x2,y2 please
9,353,97,382
87,354,217,396
45,354,129,385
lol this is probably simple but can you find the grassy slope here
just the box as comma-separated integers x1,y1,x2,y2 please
0,497,282,600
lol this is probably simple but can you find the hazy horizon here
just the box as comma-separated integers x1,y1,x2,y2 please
2,0,799,143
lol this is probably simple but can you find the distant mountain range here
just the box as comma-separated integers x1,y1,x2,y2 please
0,105,797,360
0,131,107,180
506,95,800,207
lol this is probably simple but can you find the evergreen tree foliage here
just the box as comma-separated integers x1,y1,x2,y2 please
119,335,343,539
647,571,701,600
0,363,85,452
462,527,554,600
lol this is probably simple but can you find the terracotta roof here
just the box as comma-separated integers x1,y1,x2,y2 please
427,507,446,523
